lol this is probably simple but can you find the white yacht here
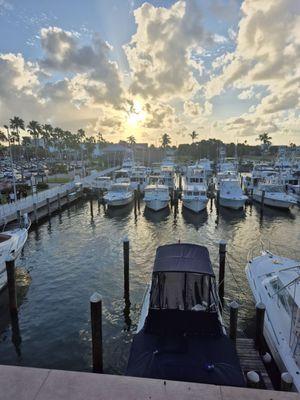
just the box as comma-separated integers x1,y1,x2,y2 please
246,251,300,391
253,183,297,209
160,159,176,190
182,166,208,212
122,155,134,173
196,159,213,178
114,169,131,184
129,166,148,193
144,177,170,212
90,176,111,192
0,215,31,292
219,177,248,210
104,182,134,207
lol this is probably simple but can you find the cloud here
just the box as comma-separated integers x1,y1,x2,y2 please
40,27,123,106
124,0,210,100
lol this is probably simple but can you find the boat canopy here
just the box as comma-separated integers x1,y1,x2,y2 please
153,243,214,275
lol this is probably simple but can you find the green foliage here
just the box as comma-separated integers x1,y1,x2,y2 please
37,182,49,190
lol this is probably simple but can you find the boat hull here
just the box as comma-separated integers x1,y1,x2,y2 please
219,197,246,210
183,198,208,213
105,194,134,207
253,194,294,209
145,199,169,211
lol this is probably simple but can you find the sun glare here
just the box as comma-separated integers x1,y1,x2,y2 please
127,100,145,126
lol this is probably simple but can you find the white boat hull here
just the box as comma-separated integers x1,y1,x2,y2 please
145,199,169,211
219,197,246,210
0,227,29,292
253,194,294,209
183,198,208,213
105,194,134,207
246,254,300,392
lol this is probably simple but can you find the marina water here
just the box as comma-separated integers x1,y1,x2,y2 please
0,199,299,374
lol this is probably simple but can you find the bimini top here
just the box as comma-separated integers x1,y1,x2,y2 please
153,243,214,276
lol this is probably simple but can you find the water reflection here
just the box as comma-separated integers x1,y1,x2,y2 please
181,207,208,230
143,206,170,223
105,203,134,221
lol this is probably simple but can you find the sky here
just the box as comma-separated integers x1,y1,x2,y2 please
0,0,299,145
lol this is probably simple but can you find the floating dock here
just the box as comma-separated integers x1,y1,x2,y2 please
0,364,298,400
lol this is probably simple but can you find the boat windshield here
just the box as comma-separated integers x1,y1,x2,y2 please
150,272,215,311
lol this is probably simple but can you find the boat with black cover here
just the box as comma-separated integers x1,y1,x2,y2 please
126,243,245,387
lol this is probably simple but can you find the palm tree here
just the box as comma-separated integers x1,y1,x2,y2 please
77,129,86,163
41,124,53,152
53,127,64,159
97,132,106,143
161,133,171,149
190,130,198,143
27,120,41,153
290,142,296,148
10,116,25,146
127,135,136,145
0,130,7,144
256,132,272,146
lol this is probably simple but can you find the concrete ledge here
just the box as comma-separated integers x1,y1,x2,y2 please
0,365,299,400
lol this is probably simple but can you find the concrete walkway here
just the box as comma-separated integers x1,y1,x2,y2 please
0,365,299,400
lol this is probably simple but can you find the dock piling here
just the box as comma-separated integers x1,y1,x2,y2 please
90,292,103,373
229,301,239,343
66,189,70,205
123,238,130,299
280,372,293,391
5,258,17,313
260,190,265,215
57,193,61,211
46,198,51,217
90,199,94,218
218,240,227,309
246,371,260,388
33,203,38,224
255,302,266,352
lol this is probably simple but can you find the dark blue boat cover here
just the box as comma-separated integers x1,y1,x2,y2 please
153,244,214,276
126,328,245,387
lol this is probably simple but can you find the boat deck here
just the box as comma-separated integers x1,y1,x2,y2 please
236,338,273,390
0,364,297,400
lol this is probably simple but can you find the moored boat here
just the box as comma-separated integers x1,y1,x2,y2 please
253,183,297,209
219,177,248,210
144,184,170,211
0,215,31,292
104,182,134,207
126,243,245,387
246,250,300,391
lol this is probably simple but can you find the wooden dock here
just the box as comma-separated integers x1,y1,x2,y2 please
236,338,273,390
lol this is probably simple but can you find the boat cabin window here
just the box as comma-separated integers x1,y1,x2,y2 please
270,277,297,317
150,272,214,311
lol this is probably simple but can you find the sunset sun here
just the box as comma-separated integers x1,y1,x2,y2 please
127,100,146,127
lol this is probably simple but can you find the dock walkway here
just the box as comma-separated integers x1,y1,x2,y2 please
0,364,298,400
0,167,118,225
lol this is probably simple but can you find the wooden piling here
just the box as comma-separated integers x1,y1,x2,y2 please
246,371,260,388
47,198,51,217
260,190,265,214
90,199,94,218
137,185,141,211
123,238,130,298
66,189,70,205
16,210,21,226
255,302,265,352
90,292,103,373
218,240,226,309
229,301,239,343
216,189,220,208
33,203,38,224
5,258,17,313
57,193,61,211
134,190,137,211
281,372,293,391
